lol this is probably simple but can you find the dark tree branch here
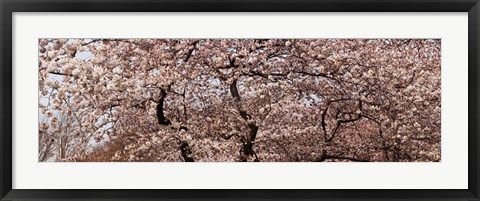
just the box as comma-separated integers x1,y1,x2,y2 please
321,155,369,162
48,71,70,76
229,79,260,162
179,141,195,162
326,114,362,142
321,98,364,143
219,133,241,140
321,107,328,142
230,79,241,102
316,150,369,162
184,40,200,62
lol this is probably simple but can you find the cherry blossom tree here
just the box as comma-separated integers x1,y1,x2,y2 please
38,38,441,162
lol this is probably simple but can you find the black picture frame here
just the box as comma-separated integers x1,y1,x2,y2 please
1,0,479,200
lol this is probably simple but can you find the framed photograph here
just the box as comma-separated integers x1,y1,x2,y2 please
1,0,479,200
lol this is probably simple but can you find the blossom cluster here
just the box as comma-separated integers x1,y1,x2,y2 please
38,39,441,162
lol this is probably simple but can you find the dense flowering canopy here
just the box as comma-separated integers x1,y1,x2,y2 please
39,39,441,162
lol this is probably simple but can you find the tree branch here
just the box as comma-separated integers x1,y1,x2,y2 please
184,40,200,62
229,79,260,162
179,141,195,162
